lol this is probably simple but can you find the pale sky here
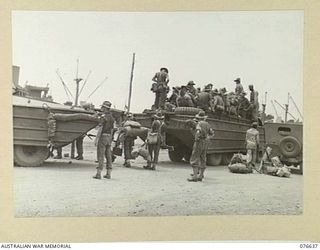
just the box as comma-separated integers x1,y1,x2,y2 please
12,11,303,120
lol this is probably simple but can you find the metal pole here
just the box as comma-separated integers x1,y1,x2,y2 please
127,53,135,113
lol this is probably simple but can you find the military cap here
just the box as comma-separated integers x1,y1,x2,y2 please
187,80,195,85
252,121,258,128
101,101,112,108
234,78,241,83
180,85,188,90
160,67,169,73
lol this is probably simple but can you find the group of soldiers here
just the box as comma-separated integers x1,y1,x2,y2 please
63,67,292,181
92,101,166,179
151,67,260,121
91,99,215,182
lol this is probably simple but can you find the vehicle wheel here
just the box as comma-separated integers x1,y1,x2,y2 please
14,145,49,167
221,153,233,166
279,136,301,158
207,153,222,166
168,148,184,162
174,107,203,115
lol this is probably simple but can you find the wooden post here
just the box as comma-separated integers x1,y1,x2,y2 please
127,53,135,113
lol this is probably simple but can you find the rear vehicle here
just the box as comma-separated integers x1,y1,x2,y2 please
264,122,303,174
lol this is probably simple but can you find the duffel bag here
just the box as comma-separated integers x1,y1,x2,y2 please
228,163,253,174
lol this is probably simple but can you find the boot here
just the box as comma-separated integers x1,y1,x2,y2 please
151,163,156,170
198,168,205,181
124,160,131,168
103,169,112,179
188,167,199,182
143,161,152,170
75,155,83,160
93,169,102,179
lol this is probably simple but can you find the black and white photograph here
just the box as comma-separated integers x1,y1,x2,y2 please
12,11,303,217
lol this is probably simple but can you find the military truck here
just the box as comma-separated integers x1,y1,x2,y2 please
135,107,266,166
264,122,303,174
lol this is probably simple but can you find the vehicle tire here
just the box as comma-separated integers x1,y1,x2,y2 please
207,153,222,166
279,136,301,158
221,153,233,166
14,145,49,167
168,148,184,162
174,107,203,115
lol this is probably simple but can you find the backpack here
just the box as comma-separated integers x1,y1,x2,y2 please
147,132,159,145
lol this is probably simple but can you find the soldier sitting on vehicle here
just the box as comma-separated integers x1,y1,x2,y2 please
194,85,212,111
210,89,225,114
176,85,194,107
186,80,198,105
228,92,238,116
165,86,180,111
237,91,251,119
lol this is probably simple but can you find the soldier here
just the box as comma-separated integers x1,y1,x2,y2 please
151,67,169,110
188,111,214,182
249,84,259,121
245,122,260,168
165,86,180,111
176,85,194,107
238,91,251,118
210,89,225,114
75,134,85,160
122,113,137,168
145,112,163,170
186,80,197,105
93,101,115,179
234,78,244,96
195,88,211,111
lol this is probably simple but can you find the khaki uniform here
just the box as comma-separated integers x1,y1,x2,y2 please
176,93,194,107
152,71,169,109
190,121,212,169
148,120,162,164
250,90,259,121
245,127,259,166
96,112,115,171
235,83,244,95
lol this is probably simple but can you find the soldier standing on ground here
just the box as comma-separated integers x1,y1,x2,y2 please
151,67,169,110
249,85,259,121
234,78,244,95
245,122,260,169
188,111,214,182
93,101,115,180
144,112,163,170
122,113,137,168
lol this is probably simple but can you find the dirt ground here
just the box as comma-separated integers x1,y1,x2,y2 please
14,138,303,217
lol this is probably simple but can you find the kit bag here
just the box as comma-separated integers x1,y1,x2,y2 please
112,146,123,156
228,163,253,174
147,132,159,145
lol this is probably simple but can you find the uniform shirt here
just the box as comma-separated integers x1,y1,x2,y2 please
168,92,179,104
250,90,259,107
195,120,213,141
101,112,115,134
176,93,194,107
187,86,198,96
235,83,244,95
151,119,162,133
196,92,211,109
213,95,225,107
238,96,250,110
245,127,260,149
152,71,169,84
